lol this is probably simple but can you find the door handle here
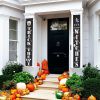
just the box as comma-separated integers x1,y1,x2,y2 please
57,54,60,57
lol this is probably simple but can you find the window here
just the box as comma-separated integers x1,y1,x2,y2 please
50,20,67,31
9,19,18,61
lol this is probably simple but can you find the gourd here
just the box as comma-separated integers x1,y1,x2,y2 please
16,82,26,90
60,78,67,85
55,91,63,99
88,95,96,100
74,94,81,100
26,83,35,92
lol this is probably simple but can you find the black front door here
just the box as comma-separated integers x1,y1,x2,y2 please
48,18,69,74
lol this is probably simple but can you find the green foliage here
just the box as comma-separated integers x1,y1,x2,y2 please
13,72,34,84
0,75,13,89
2,62,23,76
66,73,83,95
82,63,99,80
82,63,100,99
82,78,100,100
2,80,16,90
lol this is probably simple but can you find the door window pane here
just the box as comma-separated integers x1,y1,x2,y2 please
50,20,67,31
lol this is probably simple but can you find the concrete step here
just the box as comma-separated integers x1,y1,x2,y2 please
22,74,60,100
47,74,61,78
44,77,59,84
38,82,58,90
22,89,58,100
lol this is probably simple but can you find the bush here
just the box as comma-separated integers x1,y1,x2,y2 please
66,73,83,95
13,72,34,84
2,80,16,90
82,78,100,100
2,62,23,76
82,63,99,80
0,75,13,89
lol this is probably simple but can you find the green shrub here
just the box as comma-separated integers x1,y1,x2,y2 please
2,80,16,90
66,73,83,95
82,78,100,100
2,62,23,76
13,72,34,84
0,75,13,89
82,63,99,80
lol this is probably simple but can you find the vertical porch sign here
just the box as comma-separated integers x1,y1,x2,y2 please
73,15,80,68
25,19,33,66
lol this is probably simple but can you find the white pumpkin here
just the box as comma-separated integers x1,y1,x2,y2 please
16,82,26,90
59,78,67,85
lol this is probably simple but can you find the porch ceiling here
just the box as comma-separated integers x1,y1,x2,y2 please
37,10,70,19
21,0,81,6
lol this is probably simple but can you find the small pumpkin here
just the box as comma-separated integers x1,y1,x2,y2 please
41,74,46,80
38,80,43,85
26,83,35,92
61,87,69,92
74,94,81,100
37,70,43,77
55,91,63,99
69,97,74,100
58,85,66,90
10,94,16,100
62,72,69,78
63,92,71,97
88,95,96,100
58,76,64,81
43,70,49,74
60,78,67,86
1,91,8,96
16,82,26,90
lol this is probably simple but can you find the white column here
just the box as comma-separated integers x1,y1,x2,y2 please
23,13,39,77
70,9,83,75
0,14,9,75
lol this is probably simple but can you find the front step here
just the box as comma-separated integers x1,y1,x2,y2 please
38,82,58,90
22,89,57,100
22,74,60,100
47,74,61,78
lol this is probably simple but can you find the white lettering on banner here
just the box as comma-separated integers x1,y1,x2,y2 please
25,19,33,66
73,15,80,68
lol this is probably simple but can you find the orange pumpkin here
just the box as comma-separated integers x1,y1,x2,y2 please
61,87,69,92
88,95,96,100
69,97,74,100
26,83,35,92
16,98,22,100
58,76,64,81
38,80,43,85
10,94,16,100
42,59,48,70
58,85,66,90
43,70,49,74
1,91,8,96
37,70,43,77
74,94,80,100
41,74,46,80
62,72,69,78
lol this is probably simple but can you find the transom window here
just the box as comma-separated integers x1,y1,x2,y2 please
50,19,67,31
9,19,18,61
